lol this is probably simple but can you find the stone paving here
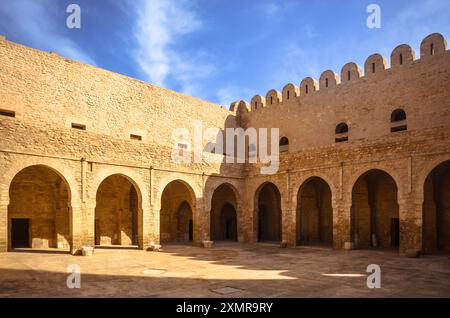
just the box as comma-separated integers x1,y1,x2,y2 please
0,242,449,298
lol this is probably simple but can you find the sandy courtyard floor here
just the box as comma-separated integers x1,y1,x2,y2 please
0,242,449,298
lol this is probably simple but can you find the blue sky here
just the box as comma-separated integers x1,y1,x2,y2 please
0,0,449,107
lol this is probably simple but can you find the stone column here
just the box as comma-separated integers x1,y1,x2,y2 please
338,202,353,250
0,192,8,252
282,207,296,247
399,197,422,256
70,204,84,255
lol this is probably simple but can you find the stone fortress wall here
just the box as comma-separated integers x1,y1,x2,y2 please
0,33,449,256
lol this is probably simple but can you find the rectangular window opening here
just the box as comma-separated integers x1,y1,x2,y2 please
391,125,407,133
0,109,15,118
71,123,86,130
430,43,435,56
347,71,351,81
372,63,376,73
335,137,349,143
399,54,403,65
130,134,142,141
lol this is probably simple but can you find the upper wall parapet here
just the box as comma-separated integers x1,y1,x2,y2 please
233,33,448,113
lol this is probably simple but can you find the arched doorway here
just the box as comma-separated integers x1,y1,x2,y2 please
95,174,140,246
8,165,72,251
255,182,282,242
351,169,399,249
423,160,450,253
296,177,333,246
210,183,238,241
160,180,196,244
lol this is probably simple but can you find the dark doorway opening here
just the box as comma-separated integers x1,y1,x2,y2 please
11,218,30,248
390,218,400,247
188,219,193,241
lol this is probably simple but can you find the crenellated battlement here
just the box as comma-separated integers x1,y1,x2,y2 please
231,33,448,114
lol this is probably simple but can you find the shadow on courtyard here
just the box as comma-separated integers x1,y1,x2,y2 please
1,243,449,298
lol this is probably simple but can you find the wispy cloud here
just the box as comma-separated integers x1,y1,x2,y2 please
258,2,280,17
216,86,253,107
0,0,95,65
133,0,215,96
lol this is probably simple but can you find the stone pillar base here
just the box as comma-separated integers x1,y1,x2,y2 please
344,242,355,250
202,240,214,248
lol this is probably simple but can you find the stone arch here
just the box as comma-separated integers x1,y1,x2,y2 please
391,44,415,68
160,179,197,244
254,182,282,242
420,33,447,59
300,77,318,95
422,159,450,253
350,169,400,250
7,164,73,251
319,70,340,89
210,183,240,241
296,177,333,246
346,164,405,203
282,83,299,101
94,173,143,247
341,62,362,83
364,53,387,76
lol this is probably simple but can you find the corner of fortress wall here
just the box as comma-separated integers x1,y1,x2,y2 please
232,32,449,114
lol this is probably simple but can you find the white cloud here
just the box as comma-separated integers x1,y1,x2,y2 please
216,86,254,108
0,0,95,66
259,2,280,17
133,0,215,96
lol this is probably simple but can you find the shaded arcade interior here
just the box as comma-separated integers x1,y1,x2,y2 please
296,177,333,246
255,182,282,242
8,165,71,250
95,174,140,247
210,183,238,241
160,180,195,244
423,160,450,253
351,170,400,249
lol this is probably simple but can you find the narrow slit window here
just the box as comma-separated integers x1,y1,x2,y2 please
130,134,142,141
430,43,435,56
399,54,403,65
372,63,376,73
325,78,329,87
0,109,15,117
254,102,258,110
270,96,273,105
305,85,309,94
347,70,351,81
71,123,86,130
287,90,290,100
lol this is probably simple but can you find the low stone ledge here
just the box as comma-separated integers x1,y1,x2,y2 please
147,242,162,252
81,246,94,256
202,241,214,248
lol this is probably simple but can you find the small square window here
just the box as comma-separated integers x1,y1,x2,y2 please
71,123,86,130
0,109,15,118
130,134,142,141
